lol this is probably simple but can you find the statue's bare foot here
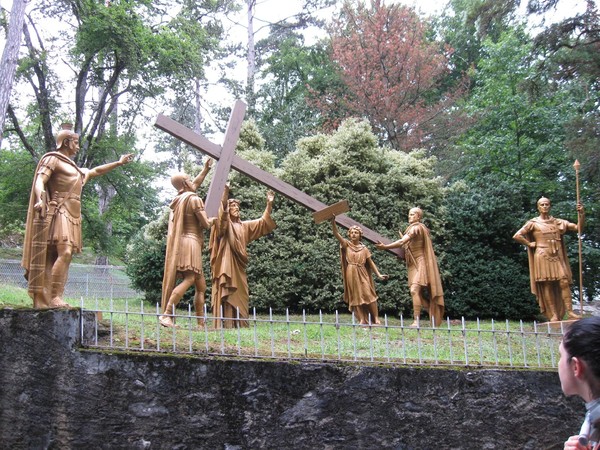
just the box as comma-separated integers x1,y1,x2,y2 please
409,320,420,328
34,302,52,310
159,316,177,328
549,315,560,322
33,293,51,309
49,297,70,308
567,311,582,320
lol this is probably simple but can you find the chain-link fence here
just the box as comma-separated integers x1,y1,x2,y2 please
0,259,140,299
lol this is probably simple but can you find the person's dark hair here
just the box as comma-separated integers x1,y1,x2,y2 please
563,316,600,380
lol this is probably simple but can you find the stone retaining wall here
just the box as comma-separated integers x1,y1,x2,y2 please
0,308,584,449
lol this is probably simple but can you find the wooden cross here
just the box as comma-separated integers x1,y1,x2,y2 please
154,101,403,258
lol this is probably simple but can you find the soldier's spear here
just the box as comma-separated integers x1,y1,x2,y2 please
574,160,584,317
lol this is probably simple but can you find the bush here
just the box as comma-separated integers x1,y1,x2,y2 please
240,118,446,316
441,177,540,320
124,211,168,306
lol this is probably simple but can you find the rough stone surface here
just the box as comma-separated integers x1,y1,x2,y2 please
0,309,584,449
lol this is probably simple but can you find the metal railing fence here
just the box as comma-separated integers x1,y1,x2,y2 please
0,259,140,299
80,298,567,369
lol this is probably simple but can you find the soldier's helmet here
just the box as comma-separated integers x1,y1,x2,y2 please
56,123,78,150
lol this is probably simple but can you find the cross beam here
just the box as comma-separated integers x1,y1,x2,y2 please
154,105,403,258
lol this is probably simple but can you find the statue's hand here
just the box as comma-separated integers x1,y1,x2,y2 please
266,190,275,203
528,242,536,249
120,153,134,165
375,242,385,250
380,274,389,281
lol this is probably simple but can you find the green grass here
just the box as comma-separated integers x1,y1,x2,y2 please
0,284,32,307
1,286,564,368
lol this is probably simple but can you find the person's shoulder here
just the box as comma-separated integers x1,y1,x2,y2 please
40,152,81,170
188,193,203,203
39,152,61,165
553,217,573,227
410,222,428,232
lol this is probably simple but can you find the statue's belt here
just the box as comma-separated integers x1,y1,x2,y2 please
51,191,81,202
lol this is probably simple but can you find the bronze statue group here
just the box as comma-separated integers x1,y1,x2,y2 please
22,125,585,329
20,124,598,449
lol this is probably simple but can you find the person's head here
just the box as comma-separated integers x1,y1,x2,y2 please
559,317,600,401
228,199,241,220
56,125,79,156
537,197,551,214
170,173,192,192
408,207,423,223
348,225,363,242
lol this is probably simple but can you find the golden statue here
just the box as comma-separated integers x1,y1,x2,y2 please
513,197,584,322
22,123,133,308
376,207,444,327
209,185,276,328
159,159,215,327
331,217,388,325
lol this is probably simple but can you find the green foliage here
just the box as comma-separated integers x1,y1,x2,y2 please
432,0,484,88
126,119,449,317
442,177,543,320
3,0,206,260
255,33,339,162
438,22,600,308
80,140,160,258
530,2,600,302
0,149,35,242
452,26,573,191
124,210,169,306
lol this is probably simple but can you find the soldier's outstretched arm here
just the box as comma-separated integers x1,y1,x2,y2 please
87,153,134,180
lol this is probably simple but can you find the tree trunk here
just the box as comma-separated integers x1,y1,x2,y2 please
246,0,256,112
0,0,27,147
96,183,116,264
194,78,202,134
